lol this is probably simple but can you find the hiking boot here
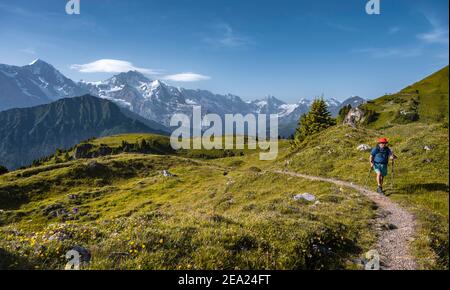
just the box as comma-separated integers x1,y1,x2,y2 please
376,187,384,195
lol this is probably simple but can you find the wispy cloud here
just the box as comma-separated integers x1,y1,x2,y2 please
352,47,422,58
163,73,211,82
70,59,161,74
417,15,449,45
326,22,359,33
203,23,252,48
20,48,37,55
388,26,401,35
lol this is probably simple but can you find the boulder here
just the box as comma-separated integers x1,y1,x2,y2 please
294,193,316,202
343,107,366,128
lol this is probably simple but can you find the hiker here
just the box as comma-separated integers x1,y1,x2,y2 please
370,138,397,194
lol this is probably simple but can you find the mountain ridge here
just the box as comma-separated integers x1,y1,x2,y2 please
0,95,168,169
1,60,366,136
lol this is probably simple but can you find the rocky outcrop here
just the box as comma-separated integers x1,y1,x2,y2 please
74,144,113,160
343,107,366,128
73,143,94,159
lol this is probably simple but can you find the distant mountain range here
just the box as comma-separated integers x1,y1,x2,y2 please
0,95,167,169
0,60,366,136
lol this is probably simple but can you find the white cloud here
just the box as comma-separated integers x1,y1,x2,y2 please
163,73,211,82
417,15,449,45
70,59,161,74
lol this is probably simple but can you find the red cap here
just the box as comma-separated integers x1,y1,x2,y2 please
378,138,388,144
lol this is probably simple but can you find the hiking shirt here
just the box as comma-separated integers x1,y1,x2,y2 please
371,146,392,164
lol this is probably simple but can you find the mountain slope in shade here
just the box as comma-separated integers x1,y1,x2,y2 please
0,59,87,112
0,95,168,169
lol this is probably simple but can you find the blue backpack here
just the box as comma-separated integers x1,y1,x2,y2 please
371,146,391,164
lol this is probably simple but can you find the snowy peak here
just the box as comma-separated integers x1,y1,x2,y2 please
106,70,151,87
0,60,86,111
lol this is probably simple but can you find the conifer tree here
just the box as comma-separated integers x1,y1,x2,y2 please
292,99,336,147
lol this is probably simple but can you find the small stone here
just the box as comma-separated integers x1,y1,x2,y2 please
294,193,316,202
424,146,432,151
162,170,176,177
357,144,371,151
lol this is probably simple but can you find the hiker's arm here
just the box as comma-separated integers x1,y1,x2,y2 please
370,155,374,167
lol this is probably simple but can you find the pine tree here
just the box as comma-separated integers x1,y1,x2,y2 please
292,99,336,147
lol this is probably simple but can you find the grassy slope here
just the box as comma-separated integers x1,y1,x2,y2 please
283,123,448,269
0,67,448,270
0,147,376,270
361,66,449,129
284,67,449,269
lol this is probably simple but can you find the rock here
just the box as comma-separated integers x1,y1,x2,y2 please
73,143,94,159
162,170,176,177
294,193,316,202
42,203,67,218
343,107,366,128
357,144,371,151
382,223,398,231
422,158,433,163
72,246,91,264
424,145,432,151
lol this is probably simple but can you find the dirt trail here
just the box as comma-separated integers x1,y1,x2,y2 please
274,170,417,270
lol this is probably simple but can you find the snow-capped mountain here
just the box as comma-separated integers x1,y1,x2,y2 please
0,60,366,136
80,71,365,129
0,59,86,111
79,71,256,126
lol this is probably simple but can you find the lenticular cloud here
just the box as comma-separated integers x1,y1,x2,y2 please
71,59,160,74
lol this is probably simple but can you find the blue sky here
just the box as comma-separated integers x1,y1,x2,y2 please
0,0,448,102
